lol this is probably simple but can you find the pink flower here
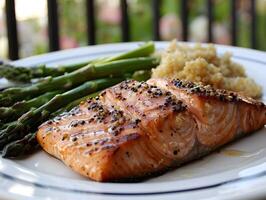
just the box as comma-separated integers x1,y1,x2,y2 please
213,23,230,45
60,36,78,49
99,5,121,25
160,13,181,40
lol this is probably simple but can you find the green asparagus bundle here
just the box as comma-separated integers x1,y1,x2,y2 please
0,42,155,82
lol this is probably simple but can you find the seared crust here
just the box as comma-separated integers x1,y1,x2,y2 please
171,79,265,107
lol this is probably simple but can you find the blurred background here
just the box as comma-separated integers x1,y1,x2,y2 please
0,0,266,60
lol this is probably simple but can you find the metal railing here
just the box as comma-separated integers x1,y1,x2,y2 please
4,0,258,60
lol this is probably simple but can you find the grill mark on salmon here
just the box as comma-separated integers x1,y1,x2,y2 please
37,79,266,182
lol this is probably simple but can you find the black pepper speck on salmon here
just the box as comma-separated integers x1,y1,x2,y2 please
37,79,266,182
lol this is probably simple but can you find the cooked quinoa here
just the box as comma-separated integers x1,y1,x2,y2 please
152,40,262,98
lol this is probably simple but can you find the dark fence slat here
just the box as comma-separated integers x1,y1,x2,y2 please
47,0,60,51
230,0,237,46
152,0,160,41
5,0,19,60
207,0,213,42
180,0,188,41
250,0,256,49
120,0,130,42
86,0,96,45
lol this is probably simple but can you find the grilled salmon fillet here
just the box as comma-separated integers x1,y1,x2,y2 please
37,79,266,182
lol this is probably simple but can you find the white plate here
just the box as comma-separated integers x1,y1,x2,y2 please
0,42,265,200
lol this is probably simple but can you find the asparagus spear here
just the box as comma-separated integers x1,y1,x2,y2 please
101,41,155,63
0,78,123,150
0,57,158,107
131,70,151,81
0,62,90,83
0,91,62,122
1,132,38,158
2,92,100,158
0,121,15,132
52,91,100,117
0,42,155,82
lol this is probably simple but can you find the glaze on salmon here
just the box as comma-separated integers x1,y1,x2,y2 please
37,79,266,182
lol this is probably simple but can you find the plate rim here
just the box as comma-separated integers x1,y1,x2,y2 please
10,41,266,66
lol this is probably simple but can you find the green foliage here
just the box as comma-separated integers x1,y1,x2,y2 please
18,0,266,56
129,0,152,41
58,0,87,45
257,13,266,50
161,0,179,16
214,0,230,22
238,17,250,48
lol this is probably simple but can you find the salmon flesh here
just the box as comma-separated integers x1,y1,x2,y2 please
37,79,266,182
